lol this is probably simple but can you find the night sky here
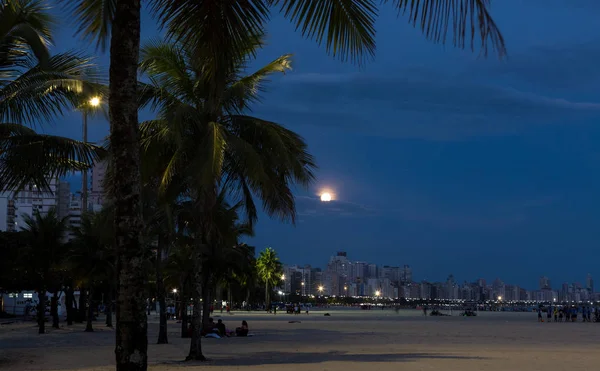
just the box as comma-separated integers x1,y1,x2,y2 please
45,0,600,289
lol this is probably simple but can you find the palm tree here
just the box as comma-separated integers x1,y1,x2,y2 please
256,247,283,311
138,37,316,225
68,212,115,332
20,208,68,334
0,1,105,192
173,190,255,360
138,35,316,361
66,1,505,368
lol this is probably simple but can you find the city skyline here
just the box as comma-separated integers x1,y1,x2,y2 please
281,251,596,297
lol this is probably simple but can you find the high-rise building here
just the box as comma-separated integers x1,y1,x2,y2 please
0,178,63,232
352,261,368,282
539,276,551,290
57,181,71,220
283,264,314,296
401,265,412,283
90,160,108,209
381,266,400,282
367,264,378,279
586,274,594,293
66,194,83,241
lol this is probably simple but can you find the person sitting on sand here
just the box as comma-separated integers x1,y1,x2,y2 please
236,320,249,337
202,318,218,336
216,319,227,337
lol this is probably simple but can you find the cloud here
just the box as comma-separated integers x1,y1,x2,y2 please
295,196,377,218
258,71,600,140
481,41,600,91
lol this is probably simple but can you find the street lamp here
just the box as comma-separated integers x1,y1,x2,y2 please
318,285,324,295
81,96,101,214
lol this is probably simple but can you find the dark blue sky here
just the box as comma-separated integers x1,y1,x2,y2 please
46,0,600,288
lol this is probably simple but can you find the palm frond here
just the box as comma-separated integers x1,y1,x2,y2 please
223,53,292,114
272,0,378,64
0,128,105,192
152,0,269,70
388,0,506,57
59,0,116,52
225,115,316,223
0,51,102,125
0,0,55,68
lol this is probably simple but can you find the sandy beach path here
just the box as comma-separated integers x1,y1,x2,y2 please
1,310,598,371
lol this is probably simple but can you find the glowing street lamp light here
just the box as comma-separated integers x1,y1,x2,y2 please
318,285,324,295
375,290,381,297
281,274,285,280
81,96,101,215
172,288,177,294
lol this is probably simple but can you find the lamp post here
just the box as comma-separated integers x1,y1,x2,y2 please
81,97,100,213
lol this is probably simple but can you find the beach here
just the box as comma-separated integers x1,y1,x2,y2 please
1,309,599,371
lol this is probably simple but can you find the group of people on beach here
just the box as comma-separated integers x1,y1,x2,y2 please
202,318,249,338
537,306,598,322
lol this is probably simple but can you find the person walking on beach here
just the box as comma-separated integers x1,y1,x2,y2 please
537,307,543,322
547,306,552,323
586,307,592,322
423,306,428,316
553,307,558,322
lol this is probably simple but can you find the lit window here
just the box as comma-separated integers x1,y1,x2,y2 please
23,293,33,298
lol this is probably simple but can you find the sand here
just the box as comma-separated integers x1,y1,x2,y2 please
1,309,599,371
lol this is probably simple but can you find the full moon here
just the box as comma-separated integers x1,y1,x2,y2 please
320,193,332,202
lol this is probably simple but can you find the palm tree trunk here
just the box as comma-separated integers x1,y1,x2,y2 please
156,234,168,344
38,287,46,334
109,1,147,369
78,288,86,322
201,285,212,328
66,287,74,325
106,286,113,327
265,282,270,311
51,290,59,329
186,265,206,361
180,287,189,338
85,287,94,332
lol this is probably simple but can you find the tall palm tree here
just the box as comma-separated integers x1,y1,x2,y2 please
138,37,316,225
174,190,255,360
65,1,505,368
20,208,68,334
0,1,105,192
256,247,283,311
68,212,115,332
